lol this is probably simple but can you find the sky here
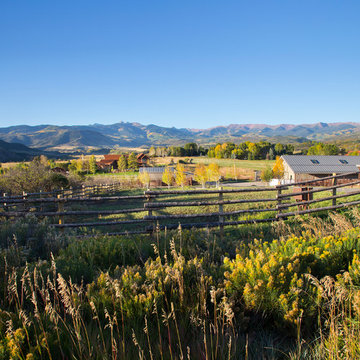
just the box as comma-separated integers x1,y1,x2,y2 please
1,0,360,129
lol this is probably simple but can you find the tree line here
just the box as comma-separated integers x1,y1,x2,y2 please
148,143,207,157
207,141,294,160
147,140,345,160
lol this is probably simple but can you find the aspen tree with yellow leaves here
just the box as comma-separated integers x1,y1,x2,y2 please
272,156,284,179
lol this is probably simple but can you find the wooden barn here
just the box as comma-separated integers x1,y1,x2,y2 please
281,155,360,184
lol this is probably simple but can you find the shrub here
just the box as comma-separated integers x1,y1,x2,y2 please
260,166,273,182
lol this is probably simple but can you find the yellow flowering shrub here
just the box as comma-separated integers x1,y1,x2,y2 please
223,227,360,328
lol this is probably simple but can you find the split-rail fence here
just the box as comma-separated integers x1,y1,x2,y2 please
1,172,360,236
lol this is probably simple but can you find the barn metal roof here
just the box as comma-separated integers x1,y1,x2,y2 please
281,155,360,174
139,167,173,173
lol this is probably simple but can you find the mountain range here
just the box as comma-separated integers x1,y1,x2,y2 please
0,122,359,152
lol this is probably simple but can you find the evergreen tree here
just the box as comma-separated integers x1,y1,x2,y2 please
128,153,139,170
117,155,128,171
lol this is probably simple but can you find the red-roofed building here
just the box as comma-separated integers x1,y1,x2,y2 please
137,153,149,167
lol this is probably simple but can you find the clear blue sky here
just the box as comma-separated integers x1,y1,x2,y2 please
1,0,360,129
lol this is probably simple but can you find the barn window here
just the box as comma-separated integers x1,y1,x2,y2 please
339,159,348,164
310,159,320,164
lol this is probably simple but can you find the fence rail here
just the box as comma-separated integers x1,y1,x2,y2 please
0,182,125,200
1,171,360,236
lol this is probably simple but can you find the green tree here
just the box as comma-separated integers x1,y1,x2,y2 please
268,148,275,160
274,143,285,155
69,160,78,173
76,159,84,173
89,155,97,174
261,166,273,182
128,153,139,170
117,155,128,172
307,143,340,155
184,143,198,156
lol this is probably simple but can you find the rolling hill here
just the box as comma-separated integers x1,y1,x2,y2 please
0,139,61,162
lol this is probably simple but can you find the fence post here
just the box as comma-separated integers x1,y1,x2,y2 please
218,187,224,238
57,194,64,231
22,191,27,213
3,193,7,212
276,185,282,220
39,190,43,212
145,189,155,236
332,173,337,207
57,194,64,223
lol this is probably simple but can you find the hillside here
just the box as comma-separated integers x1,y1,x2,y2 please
0,121,359,151
0,139,59,162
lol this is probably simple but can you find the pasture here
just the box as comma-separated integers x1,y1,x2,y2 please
0,173,360,359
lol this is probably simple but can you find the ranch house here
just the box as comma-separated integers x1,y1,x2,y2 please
96,153,150,171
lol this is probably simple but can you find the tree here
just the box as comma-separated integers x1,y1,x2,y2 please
0,159,69,194
175,163,187,188
272,156,284,179
162,167,174,188
268,148,275,160
261,166,273,182
274,143,285,155
184,143,198,156
89,155,97,174
148,146,156,157
207,163,221,187
76,159,84,173
128,153,139,170
138,170,150,188
117,155,128,172
194,163,208,188
214,144,223,159
69,159,79,174
307,143,340,155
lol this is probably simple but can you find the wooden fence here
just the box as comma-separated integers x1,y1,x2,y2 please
0,182,123,200
1,172,360,236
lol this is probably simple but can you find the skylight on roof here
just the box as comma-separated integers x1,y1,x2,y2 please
339,159,348,164
310,159,320,164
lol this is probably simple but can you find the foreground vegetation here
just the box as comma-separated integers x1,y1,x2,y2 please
0,208,359,359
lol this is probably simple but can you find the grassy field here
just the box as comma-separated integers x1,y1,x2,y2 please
1,200,360,358
153,156,275,169
152,157,275,181
2,175,360,359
